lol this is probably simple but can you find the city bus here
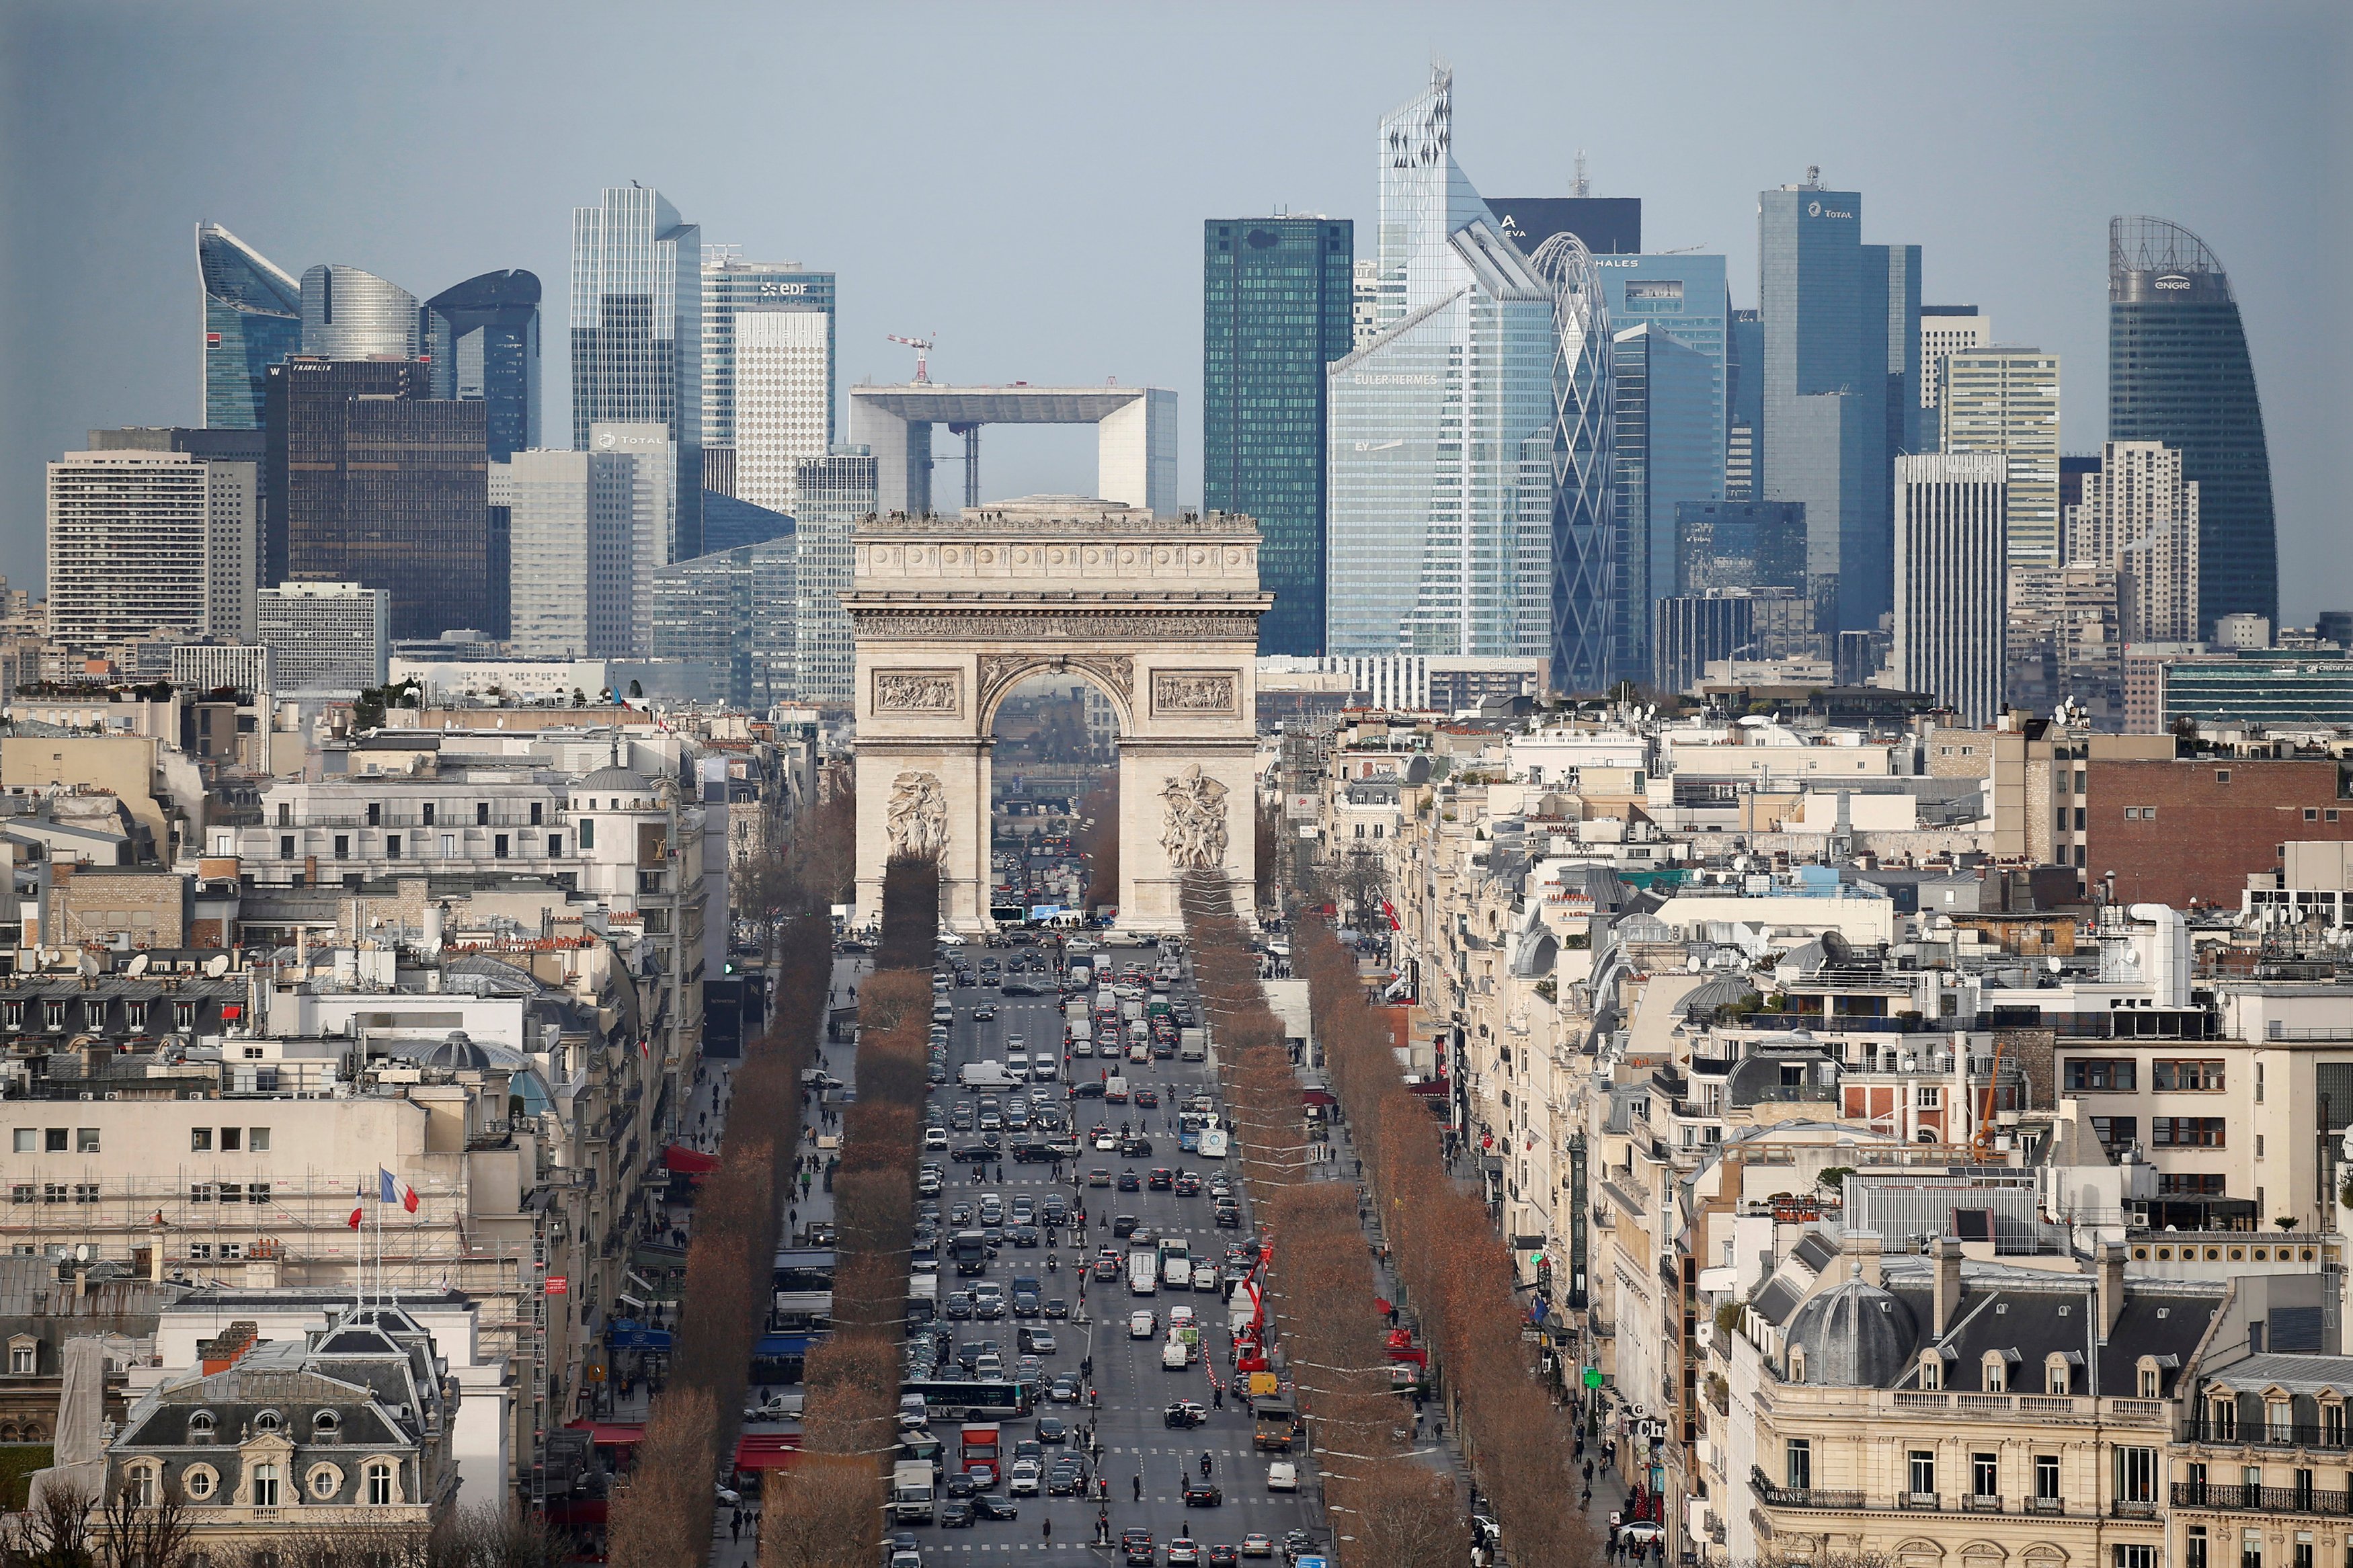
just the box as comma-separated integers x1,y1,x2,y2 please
898,1378,1035,1423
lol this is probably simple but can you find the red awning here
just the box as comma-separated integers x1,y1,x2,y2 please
1403,1078,1447,1096
1300,1089,1337,1108
664,1145,722,1174
733,1433,803,1471
567,1421,646,1446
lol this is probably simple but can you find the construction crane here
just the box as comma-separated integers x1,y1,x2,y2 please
886,332,936,384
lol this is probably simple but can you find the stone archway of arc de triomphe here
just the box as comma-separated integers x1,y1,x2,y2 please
848,499,1267,934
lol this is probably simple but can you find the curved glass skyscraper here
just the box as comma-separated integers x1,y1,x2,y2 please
198,222,301,429
423,270,542,460
301,264,420,360
2108,216,2274,632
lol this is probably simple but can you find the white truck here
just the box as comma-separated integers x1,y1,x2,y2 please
889,1459,936,1523
1177,1027,1207,1063
958,1061,1023,1089
1128,1247,1159,1296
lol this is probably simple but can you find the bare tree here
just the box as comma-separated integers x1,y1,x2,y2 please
7,1479,94,1568
95,1479,196,1568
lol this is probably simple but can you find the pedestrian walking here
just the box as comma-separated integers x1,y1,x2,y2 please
1212,1385,1222,1410
1042,1517,1051,1541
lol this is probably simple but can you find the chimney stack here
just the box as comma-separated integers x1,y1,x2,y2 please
2097,1240,2127,1340
1932,1236,1964,1337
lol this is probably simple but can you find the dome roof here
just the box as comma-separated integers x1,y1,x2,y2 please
578,765,649,791
1785,1272,1918,1387
420,1030,493,1073
1682,974,1760,1015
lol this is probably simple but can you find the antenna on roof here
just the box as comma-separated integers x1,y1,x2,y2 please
1573,150,1590,200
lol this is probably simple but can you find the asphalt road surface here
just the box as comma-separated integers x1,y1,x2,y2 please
912,933,1325,1561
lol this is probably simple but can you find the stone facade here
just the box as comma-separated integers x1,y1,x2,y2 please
849,501,1268,932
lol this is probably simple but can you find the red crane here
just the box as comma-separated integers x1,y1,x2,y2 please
886,332,937,384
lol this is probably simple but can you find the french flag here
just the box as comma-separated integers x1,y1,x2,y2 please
379,1169,420,1214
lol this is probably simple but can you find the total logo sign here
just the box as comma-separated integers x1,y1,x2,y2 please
1806,199,1855,219
597,431,667,450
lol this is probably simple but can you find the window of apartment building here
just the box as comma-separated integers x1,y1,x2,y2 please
2162,1173,2228,1196
2243,1530,2262,1568
2186,1528,2210,1568
530,801,544,826
1908,1450,1936,1500
216,1183,241,1202
2035,1453,2062,1503
2091,1116,2139,1149
547,835,562,858
2114,1549,2157,1568
2154,1117,2227,1147
251,1462,280,1508
2269,1399,2295,1444
44,1128,66,1153
276,802,292,826
73,1183,97,1204
190,1128,212,1152
386,835,401,860
247,1182,270,1204
2295,1535,2314,1568
249,1128,269,1152
9,1130,30,1154
366,802,381,827
420,802,435,827
2065,1059,2137,1091
2325,1403,2347,1446
2256,1063,2266,1103
2153,1061,2226,1091
2115,1446,2157,1504
2307,809,2321,822
9,1344,32,1374
8,1186,30,1205
76,1130,97,1155
366,1461,395,1505
440,834,454,858
1918,1087,1943,1109
1982,1354,2007,1393
280,835,294,860
493,833,509,860
332,835,348,861
1972,1453,1998,1497
579,818,595,849
475,802,490,826
2296,1469,2317,1510
2207,1397,2239,1440
2139,1359,2162,1397
2057,807,2070,834
2075,807,2087,831
42,1184,66,1204
188,1184,214,1203
2217,770,2233,784
1917,1354,1943,1392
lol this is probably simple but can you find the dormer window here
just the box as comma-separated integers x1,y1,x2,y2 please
1983,1352,2007,1393
1919,1351,1944,1391
313,1409,340,1438
188,1409,216,1443
2137,1357,2163,1399
2046,1353,2073,1395
1788,1347,1806,1383
7,1335,36,1376
2207,1393,2239,1441
252,1409,282,1434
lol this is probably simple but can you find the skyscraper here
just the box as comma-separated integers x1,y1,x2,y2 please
701,255,836,505
1940,347,2059,564
46,450,257,649
499,447,639,657
1609,324,1719,679
651,538,799,710
1919,305,1989,428
422,270,542,461
1593,254,1728,479
792,449,877,707
1725,308,1762,499
265,359,489,641
2108,216,2275,632
2065,440,2200,644
198,223,302,430
573,186,703,559
1203,215,1355,657
1489,197,1641,256
299,265,419,360
1758,173,1919,631
255,581,389,690
1326,69,1555,671
1894,453,2007,724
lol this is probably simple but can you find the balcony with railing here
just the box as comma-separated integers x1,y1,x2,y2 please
1749,1467,1864,1512
2188,1419,2353,1452
2173,1481,2353,1516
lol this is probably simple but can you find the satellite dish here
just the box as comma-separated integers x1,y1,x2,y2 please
125,953,150,977
75,1243,91,1262
204,954,232,979
2046,956,2063,974
79,950,102,977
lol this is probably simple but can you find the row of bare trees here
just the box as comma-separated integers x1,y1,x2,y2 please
2,1492,567,1568
1176,874,1466,1568
756,856,936,1568
1294,917,1591,1568
603,892,833,1565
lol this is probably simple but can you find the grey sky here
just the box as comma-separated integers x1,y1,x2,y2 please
3,1,2347,616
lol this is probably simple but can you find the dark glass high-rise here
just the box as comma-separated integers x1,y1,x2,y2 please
423,270,542,461
2108,216,2275,632
1202,216,1355,657
198,223,302,430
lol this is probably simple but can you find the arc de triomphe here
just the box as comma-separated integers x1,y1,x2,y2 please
848,499,1265,934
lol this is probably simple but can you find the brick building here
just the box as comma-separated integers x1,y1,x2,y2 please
2085,756,2353,908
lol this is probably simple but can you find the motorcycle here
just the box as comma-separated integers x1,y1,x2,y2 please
1048,1253,1060,1274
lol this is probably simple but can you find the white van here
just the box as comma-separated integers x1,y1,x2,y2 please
1030,1055,1058,1084
1128,1249,1158,1296
1005,1050,1030,1079
1105,1075,1130,1102
1162,1336,1190,1370
1164,1255,1192,1290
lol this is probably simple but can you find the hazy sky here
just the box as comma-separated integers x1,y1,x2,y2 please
3,1,2348,615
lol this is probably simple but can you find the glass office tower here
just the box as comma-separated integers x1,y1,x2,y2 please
198,223,302,430
1596,254,1728,489
1757,176,1919,632
702,256,836,497
1328,69,1555,669
2108,216,2275,632
1203,216,1355,657
1610,325,1721,681
300,265,419,360
423,270,542,461
572,186,703,560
